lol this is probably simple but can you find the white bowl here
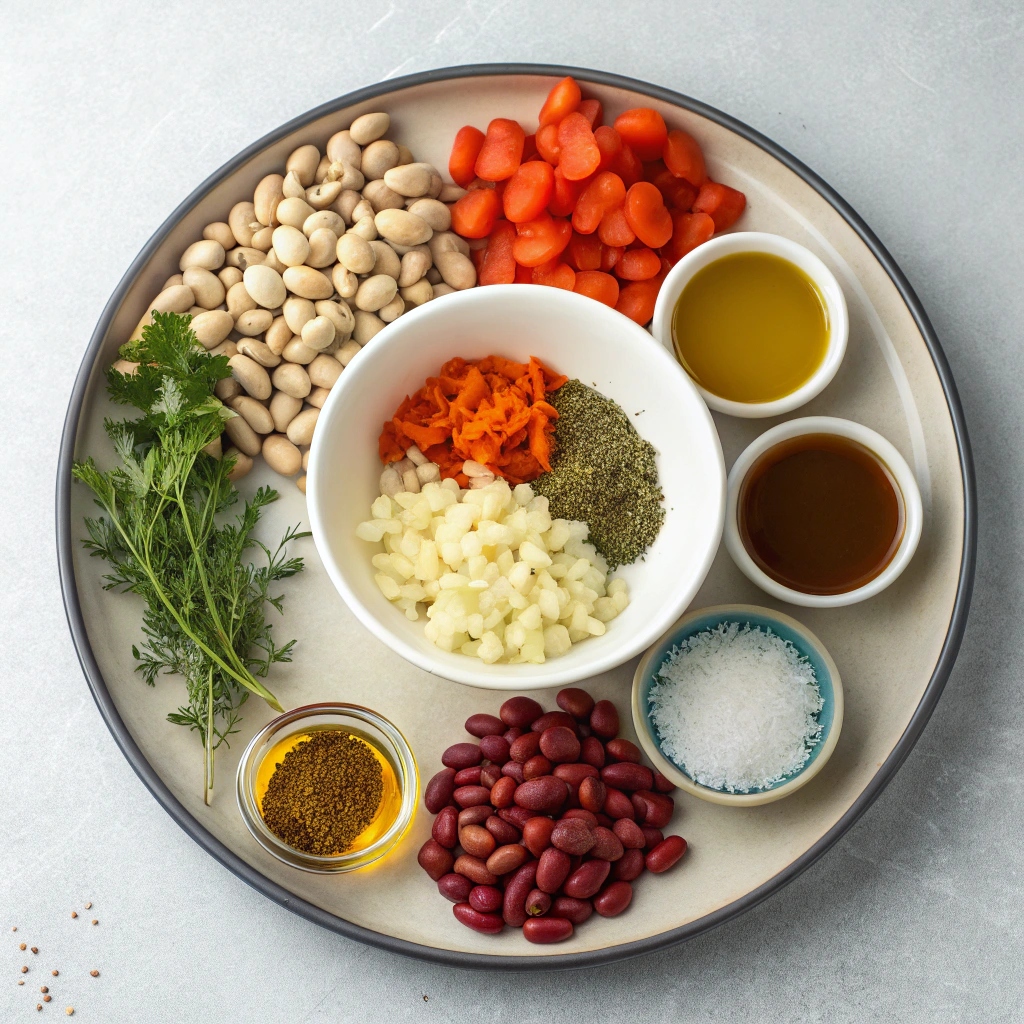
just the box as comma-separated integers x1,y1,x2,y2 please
307,285,726,688
650,231,849,418
724,416,923,607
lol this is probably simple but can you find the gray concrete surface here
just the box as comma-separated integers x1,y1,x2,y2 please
2,1,1020,1020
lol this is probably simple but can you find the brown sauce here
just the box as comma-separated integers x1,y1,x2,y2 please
738,433,905,595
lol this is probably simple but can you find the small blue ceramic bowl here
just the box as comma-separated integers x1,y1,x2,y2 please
631,604,844,806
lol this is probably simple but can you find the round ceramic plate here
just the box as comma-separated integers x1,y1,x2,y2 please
57,64,976,969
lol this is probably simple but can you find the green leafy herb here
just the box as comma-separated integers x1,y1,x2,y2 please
73,312,307,802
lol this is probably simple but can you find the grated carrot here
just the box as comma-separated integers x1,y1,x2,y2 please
379,355,567,484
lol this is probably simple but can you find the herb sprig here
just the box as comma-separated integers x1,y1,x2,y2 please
73,313,307,801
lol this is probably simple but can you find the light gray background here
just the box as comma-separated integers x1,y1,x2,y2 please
2,1,1019,1020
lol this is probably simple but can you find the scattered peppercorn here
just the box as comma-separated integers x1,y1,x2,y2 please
18,980,24,986
84,903,92,910
260,730,384,856
21,966,28,973
19,943,26,950
52,970,58,977
90,970,99,977
31,946,38,954
532,379,666,569
91,920,98,925
70,912,77,919
43,995,51,1002
36,1004,41,1011
66,1007,74,1015
41,987,48,994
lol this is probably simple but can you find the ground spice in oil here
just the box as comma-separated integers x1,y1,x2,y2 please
260,730,383,856
533,379,666,568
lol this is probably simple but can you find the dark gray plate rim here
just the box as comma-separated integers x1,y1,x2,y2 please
55,62,977,972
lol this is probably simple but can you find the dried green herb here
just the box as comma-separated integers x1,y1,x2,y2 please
533,379,665,568
261,731,383,855
72,312,307,802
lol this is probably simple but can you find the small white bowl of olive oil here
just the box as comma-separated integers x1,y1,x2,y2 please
651,232,849,419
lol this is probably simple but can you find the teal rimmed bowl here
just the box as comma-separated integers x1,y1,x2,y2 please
632,604,844,806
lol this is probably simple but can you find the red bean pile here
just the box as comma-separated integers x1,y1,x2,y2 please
417,688,687,943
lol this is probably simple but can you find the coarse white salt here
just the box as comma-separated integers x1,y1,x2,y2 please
648,622,823,793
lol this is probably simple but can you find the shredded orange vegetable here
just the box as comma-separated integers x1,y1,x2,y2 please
379,355,568,485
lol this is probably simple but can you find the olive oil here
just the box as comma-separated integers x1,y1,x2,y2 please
738,433,904,595
672,252,830,403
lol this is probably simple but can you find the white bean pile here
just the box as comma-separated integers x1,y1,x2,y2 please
118,111,475,492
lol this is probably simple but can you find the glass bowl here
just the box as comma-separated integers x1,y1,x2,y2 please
236,703,418,873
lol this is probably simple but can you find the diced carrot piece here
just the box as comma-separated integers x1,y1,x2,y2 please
578,98,603,128
556,113,601,181
475,118,526,181
573,270,620,307
615,248,661,281
571,172,626,234
600,244,625,272
478,220,517,285
615,277,662,325
623,182,672,248
512,213,573,267
549,166,588,217
692,181,747,231
535,123,561,164
612,108,668,161
594,126,623,172
663,129,707,186
449,126,485,188
532,259,576,291
539,76,582,128
662,211,715,262
451,189,501,238
567,231,603,271
503,161,556,223
609,139,643,187
598,205,636,247
648,167,700,211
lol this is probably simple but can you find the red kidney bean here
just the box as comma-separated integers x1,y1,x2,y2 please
633,790,675,828
503,725,523,743
605,738,642,764
453,902,504,934
479,763,503,789
479,734,511,764
485,814,520,846
556,687,595,719
641,826,664,850
486,843,528,876
550,818,596,855
631,793,648,824
453,854,498,886
437,872,473,902
522,816,556,857
500,696,543,728
424,768,456,813
525,889,551,916
454,784,492,808
578,776,607,813
489,775,517,809
590,699,619,739
563,858,611,899
594,880,633,917
580,735,606,769
469,885,504,913
612,818,646,849
417,839,454,880
601,763,654,792
502,860,538,927
465,713,505,737
454,766,482,786
551,896,593,924
523,917,573,943
510,732,541,763
590,826,624,861
612,848,646,882
531,711,579,734
432,806,458,848
514,777,569,814
554,762,599,786
646,835,687,873
442,742,482,770
539,726,581,763
523,755,553,780
458,805,492,828
536,847,572,893
459,824,496,859
603,787,635,820
653,771,676,793
561,808,599,827
501,760,525,784
596,813,614,829
498,805,535,830
577,721,592,738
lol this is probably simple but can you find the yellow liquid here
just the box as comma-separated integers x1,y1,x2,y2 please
256,727,403,856
672,251,830,403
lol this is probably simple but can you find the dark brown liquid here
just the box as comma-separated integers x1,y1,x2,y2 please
738,434,905,596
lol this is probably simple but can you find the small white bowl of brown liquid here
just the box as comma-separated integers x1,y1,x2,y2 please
651,231,848,417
